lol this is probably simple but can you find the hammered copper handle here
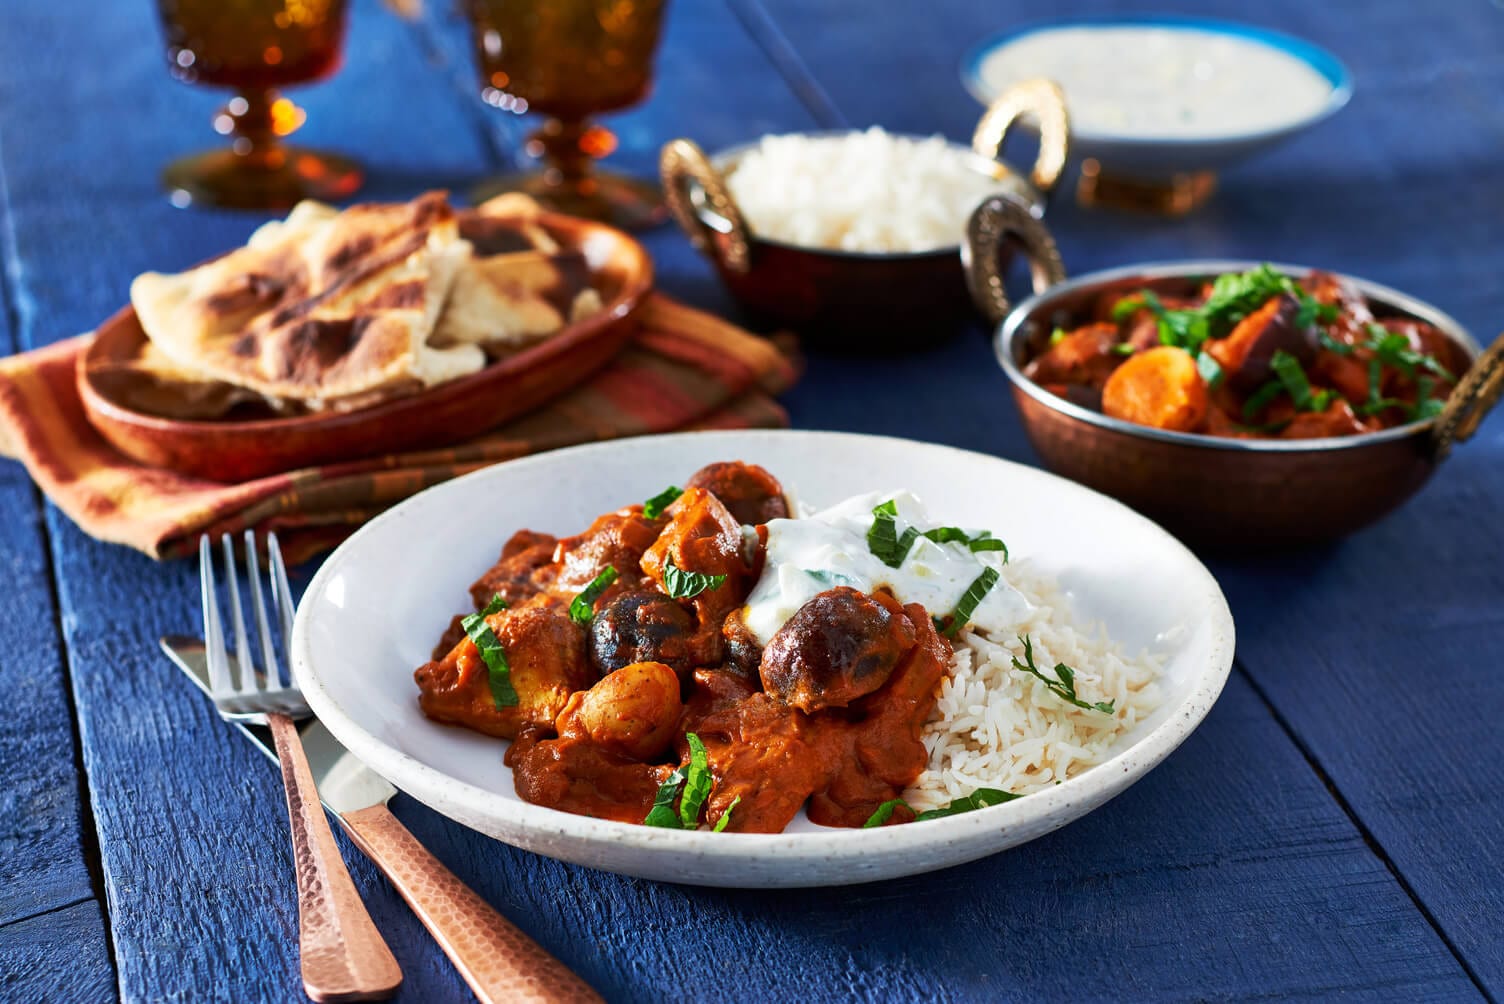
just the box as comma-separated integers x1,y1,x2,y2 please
268,713,403,1002
961,193,1067,327
341,804,603,1004
659,138,752,274
972,78,1071,194
1432,330,1504,460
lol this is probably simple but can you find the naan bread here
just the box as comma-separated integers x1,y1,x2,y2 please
130,191,484,410
433,249,597,352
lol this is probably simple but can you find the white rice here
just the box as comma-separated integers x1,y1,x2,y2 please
724,127,1009,254
905,561,1162,810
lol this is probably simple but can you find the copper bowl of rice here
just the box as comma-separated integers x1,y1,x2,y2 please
660,81,1071,349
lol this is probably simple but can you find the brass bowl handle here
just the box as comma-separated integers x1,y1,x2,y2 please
962,193,1067,327
1432,330,1504,460
971,78,1071,194
659,138,752,274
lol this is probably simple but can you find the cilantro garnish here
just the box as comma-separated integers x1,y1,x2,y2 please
1269,350,1335,413
1111,343,1136,356
1010,635,1114,714
1361,323,1454,382
712,796,741,832
1049,327,1068,346
1110,265,1341,358
641,732,726,831
642,486,683,519
867,498,921,568
568,567,619,626
937,567,1000,639
662,557,726,599
642,766,687,828
1242,379,1287,421
862,788,1022,827
678,733,713,828
461,594,517,709
1196,350,1225,390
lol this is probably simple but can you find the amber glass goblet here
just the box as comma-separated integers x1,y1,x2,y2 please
465,0,670,230
155,0,362,210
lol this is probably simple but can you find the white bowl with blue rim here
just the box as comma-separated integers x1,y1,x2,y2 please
961,16,1352,208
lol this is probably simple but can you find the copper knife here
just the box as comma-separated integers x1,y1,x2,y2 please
160,636,602,1004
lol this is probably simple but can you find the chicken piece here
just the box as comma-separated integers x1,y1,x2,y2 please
468,528,558,610
1301,270,1374,345
511,736,675,824
685,461,790,526
551,507,663,593
807,601,951,828
759,588,916,713
1023,322,1123,389
588,589,698,678
1280,398,1372,439
558,661,683,760
640,487,750,665
1312,349,1373,406
415,594,591,739
680,666,759,725
1102,346,1209,432
1206,294,1317,393
691,693,826,833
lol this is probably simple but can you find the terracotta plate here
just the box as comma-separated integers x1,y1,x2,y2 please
77,210,654,483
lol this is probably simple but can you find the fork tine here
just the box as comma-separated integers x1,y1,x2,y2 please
268,533,296,665
246,530,282,688
198,535,232,697
221,534,256,693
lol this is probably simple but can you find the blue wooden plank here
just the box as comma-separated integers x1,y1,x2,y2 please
745,0,1504,994
0,900,116,1003
0,196,99,928
0,0,1493,1001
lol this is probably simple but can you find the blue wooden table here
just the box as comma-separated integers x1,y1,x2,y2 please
2,1,1502,1000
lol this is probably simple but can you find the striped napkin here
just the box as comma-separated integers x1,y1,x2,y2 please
0,295,797,562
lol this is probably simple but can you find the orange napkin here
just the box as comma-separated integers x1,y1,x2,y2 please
0,295,797,562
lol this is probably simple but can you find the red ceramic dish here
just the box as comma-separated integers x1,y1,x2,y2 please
77,210,653,483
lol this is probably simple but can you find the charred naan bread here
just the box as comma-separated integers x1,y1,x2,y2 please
130,191,485,411
433,249,602,352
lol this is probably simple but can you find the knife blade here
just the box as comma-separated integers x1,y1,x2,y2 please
160,636,602,1004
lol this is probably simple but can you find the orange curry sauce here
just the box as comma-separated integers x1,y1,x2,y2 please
413,462,947,833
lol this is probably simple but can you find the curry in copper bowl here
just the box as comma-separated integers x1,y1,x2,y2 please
967,243,1504,546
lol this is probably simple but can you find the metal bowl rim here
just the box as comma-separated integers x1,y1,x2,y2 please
688,129,1044,262
994,259,1480,455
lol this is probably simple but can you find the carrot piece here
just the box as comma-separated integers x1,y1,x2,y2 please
1101,346,1209,432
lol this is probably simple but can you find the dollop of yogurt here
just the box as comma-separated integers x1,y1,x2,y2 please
742,490,1032,646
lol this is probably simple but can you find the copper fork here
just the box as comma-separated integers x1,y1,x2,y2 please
200,531,402,1002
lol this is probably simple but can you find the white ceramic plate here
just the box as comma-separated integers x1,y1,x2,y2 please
293,430,1234,887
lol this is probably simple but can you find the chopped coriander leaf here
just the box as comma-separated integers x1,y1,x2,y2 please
862,798,910,828
712,796,741,833
1242,379,1286,421
661,557,727,599
1317,331,1354,355
461,597,517,709
643,767,687,828
919,527,1008,561
1111,343,1136,356
1269,350,1329,412
679,733,713,828
642,486,683,519
1110,295,1144,323
1361,324,1454,382
914,788,1022,821
1010,635,1115,714
1049,327,1068,346
568,567,619,626
1196,350,1225,390
940,567,1000,638
867,499,921,568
